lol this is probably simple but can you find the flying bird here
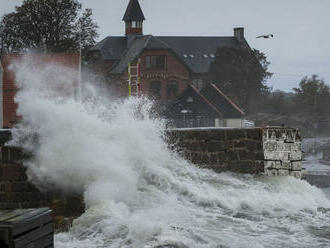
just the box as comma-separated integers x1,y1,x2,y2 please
256,34,274,39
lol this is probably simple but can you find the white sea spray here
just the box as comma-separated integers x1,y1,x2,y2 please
8,56,330,248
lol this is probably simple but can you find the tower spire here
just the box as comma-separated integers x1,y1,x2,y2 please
123,0,145,35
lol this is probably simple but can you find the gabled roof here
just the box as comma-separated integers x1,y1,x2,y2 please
89,35,242,74
165,85,222,118
165,84,244,119
122,0,145,22
157,36,241,73
110,35,151,74
89,36,127,60
110,35,189,74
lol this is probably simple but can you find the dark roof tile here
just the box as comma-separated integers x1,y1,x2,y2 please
122,0,145,21
165,84,244,120
90,35,242,73
110,35,151,74
90,36,127,60
157,36,240,73
200,83,245,118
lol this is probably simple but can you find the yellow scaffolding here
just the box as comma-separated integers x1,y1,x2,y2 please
128,59,141,97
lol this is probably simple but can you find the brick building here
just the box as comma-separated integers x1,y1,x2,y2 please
166,84,245,128
0,53,79,128
87,0,250,95
86,0,252,127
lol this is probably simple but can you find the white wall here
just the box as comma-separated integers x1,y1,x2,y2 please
224,119,243,128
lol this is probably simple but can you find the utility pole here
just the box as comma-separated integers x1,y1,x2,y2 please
77,21,82,101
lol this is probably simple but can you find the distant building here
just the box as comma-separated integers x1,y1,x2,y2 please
0,53,79,128
165,83,245,128
87,0,251,101
86,0,257,127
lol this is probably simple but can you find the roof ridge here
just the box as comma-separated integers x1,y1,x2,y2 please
151,36,171,48
143,35,153,48
156,36,235,38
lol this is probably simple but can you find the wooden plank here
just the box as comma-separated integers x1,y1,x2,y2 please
30,233,53,248
0,209,34,223
16,233,54,248
12,212,52,236
10,208,50,224
14,222,53,248
1,209,50,235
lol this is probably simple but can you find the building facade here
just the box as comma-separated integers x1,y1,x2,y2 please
165,84,245,128
87,0,250,99
1,54,79,128
87,0,251,127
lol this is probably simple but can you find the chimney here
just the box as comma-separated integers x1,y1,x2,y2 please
234,27,244,41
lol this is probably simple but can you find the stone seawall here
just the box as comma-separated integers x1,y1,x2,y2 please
0,130,46,209
0,130,84,230
166,127,303,178
0,127,303,216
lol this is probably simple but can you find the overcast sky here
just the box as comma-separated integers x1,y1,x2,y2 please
1,0,330,92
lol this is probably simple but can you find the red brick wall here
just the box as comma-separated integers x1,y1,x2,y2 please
126,27,143,35
118,50,190,100
1,54,79,128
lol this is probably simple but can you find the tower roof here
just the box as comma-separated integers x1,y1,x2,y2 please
122,0,145,22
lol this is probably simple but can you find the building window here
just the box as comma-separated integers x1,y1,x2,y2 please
132,21,137,28
167,81,178,98
146,56,166,70
149,81,162,98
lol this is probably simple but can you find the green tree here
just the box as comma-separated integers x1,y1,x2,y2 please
0,13,22,54
208,47,272,112
262,90,295,115
0,0,98,54
293,75,330,117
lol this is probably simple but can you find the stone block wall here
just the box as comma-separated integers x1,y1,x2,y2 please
0,130,84,231
0,146,47,209
166,127,303,178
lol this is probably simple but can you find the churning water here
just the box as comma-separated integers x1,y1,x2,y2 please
9,57,330,248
